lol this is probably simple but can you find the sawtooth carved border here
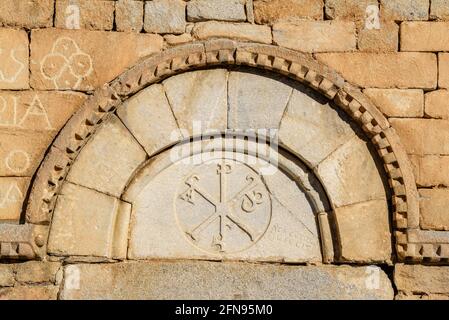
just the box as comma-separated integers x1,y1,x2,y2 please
0,39,442,263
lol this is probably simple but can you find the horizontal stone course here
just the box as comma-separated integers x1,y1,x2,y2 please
401,22,449,51
253,0,324,24
363,89,423,117
60,262,394,299
192,21,272,43
316,53,437,89
272,21,356,52
0,0,54,28
187,0,247,22
144,0,186,34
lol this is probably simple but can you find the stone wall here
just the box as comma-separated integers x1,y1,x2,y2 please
0,0,449,300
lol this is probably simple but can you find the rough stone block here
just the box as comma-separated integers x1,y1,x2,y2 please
380,0,429,21
415,155,449,187
325,0,377,23
273,21,356,52
0,29,29,90
0,286,58,300
439,53,449,89
401,22,449,51
144,0,186,34
425,90,449,119
0,0,53,28
395,264,449,295
31,29,163,91
0,265,14,287
316,52,437,89
0,177,30,221
116,0,144,32
363,89,423,117
55,0,115,30
358,21,398,52
430,0,449,20
419,188,449,231
15,261,61,284
187,0,246,22
254,0,323,24
60,262,394,300
192,22,272,44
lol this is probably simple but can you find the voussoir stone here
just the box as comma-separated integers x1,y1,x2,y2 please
163,69,228,135
187,0,247,22
66,115,147,197
60,262,394,300
117,84,182,157
192,21,272,44
316,52,437,89
31,29,163,91
315,135,387,207
144,0,186,34
335,199,391,263
363,89,423,117
228,70,293,129
0,29,29,90
273,21,356,52
278,86,355,168
48,182,131,258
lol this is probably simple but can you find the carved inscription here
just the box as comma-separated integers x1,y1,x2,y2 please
175,159,271,254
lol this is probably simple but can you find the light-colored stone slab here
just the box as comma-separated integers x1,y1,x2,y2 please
144,0,186,34
67,115,147,197
278,86,355,167
335,199,391,263
0,177,30,221
163,69,228,135
401,22,449,52
187,0,246,22
0,29,29,89
192,22,272,44
0,0,53,28
128,149,323,263
60,262,394,300
440,53,449,89
47,182,131,258
431,0,449,20
316,135,387,207
117,84,182,157
116,0,144,32
31,29,163,90
425,90,449,119
363,89,423,117
228,70,292,129
254,0,323,23
273,21,356,53
380,0,429,21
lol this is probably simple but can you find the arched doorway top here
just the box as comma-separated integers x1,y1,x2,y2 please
3,40,431,262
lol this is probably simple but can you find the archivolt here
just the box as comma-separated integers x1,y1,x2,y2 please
1,40,433,262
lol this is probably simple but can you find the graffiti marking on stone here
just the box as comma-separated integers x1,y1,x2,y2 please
0,182,24,209
5,150,31,174
40,37,93,89
176,159,271,254
18,95,53,130
0,46,26,84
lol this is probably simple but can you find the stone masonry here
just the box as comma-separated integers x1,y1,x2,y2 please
0,0,448,300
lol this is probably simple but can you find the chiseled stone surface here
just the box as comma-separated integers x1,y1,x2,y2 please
228,70,293,129
116,0,144,32
117,84,182,156
0,265,14,287
67,115,147,197
414,155,449,187
187,0,246,22
325,0,377,22
31,29,163,90
0,29,29,90
128,151,323,263
335,199,391,263
279,86,355,167
380,0,429,21
419,188,449,231
163,69,228,134
273,21,356,53
48,182,131,258
15,261,61,284
431,0,449,20
358,21,398,53
55,0,115,31
425,90,449,119
395,264,449,295
316,135,387,208
254,0,324,24
0,177,30,221
316,52,437,89
61,262,394,300
192,21,272,44
0,0,53,28
144,0,186,34
0,286,59,300
401,22,449,52
363,89,423,117
390,119,449,156
439,53,449,89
